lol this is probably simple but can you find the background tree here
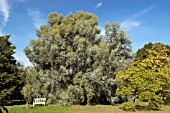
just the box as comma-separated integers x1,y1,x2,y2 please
22,66,50,108
134,42,153,61
116,43,170,108
0,35,23,112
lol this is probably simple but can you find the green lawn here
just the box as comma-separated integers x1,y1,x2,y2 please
3,105,75,113
2,104,170,113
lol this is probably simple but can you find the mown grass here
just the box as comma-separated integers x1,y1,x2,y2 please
2,104,170,113
3,105,75,113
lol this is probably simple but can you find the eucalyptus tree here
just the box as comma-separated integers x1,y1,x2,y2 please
24,11,133,105
24,11,101,104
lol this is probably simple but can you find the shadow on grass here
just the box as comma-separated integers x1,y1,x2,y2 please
136,105,162,111
0,106,9,113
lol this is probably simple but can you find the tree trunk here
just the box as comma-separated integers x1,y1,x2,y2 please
26,101,29,109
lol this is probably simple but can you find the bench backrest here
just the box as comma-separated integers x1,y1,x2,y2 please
34,98,46,103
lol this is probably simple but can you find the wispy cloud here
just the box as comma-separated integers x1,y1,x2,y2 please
28,9,46,28
0,0,10,35
121,20,140,31
133,5,156,19
95,2,102,8
0,0,10,25
121,5,156,31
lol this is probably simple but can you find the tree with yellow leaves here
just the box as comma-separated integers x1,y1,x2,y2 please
116,43,170,108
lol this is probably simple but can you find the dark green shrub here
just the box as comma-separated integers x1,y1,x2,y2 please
121,102,136,111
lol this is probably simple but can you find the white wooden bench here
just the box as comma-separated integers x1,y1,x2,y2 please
33,98,46,107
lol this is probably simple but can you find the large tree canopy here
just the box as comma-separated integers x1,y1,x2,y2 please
0,35,23,106
24,11,133,105
116,43,170,108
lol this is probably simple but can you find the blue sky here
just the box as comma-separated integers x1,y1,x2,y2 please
0,0,170,66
